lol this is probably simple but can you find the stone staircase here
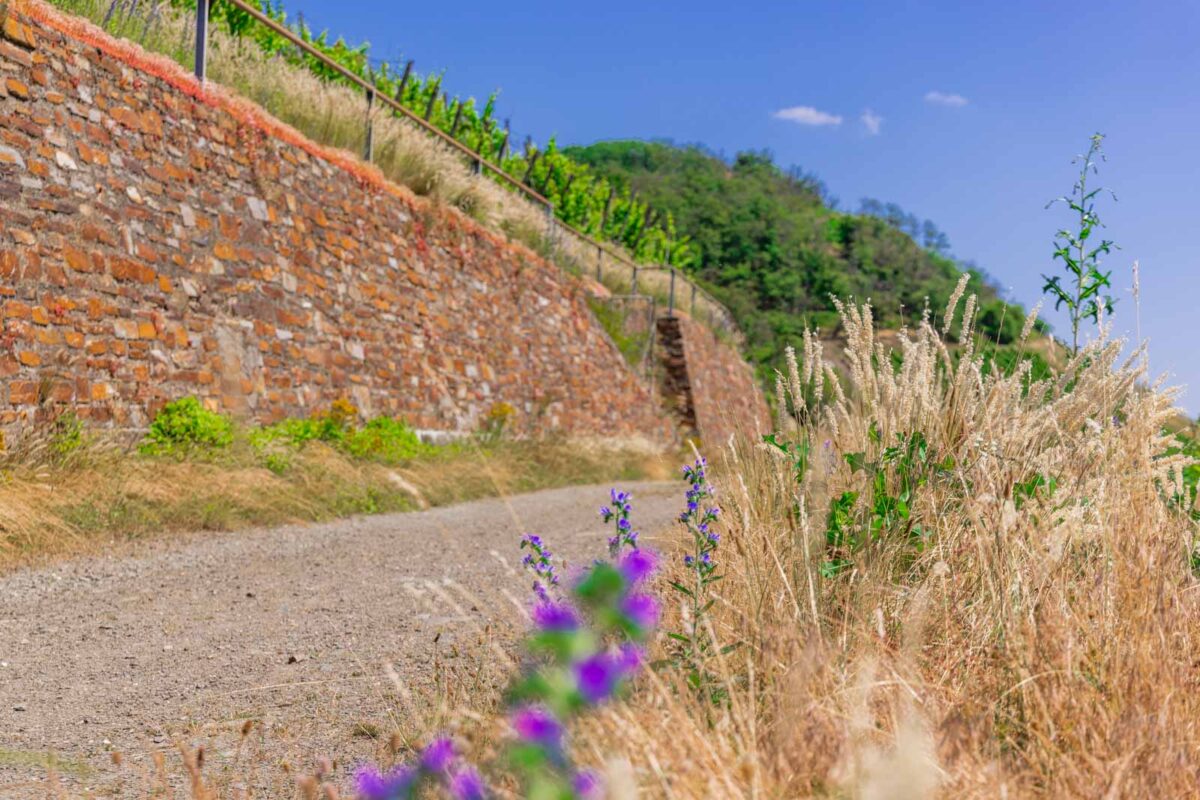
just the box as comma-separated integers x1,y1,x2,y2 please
654,317,699,440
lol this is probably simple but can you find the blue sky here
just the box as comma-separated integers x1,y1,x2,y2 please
291,0,1199,414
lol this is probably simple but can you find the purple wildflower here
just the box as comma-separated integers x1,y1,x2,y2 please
616,642,643,676
420,737,455,773
618,548,657,585
531,600,579,632
511,706,563,749
620,593,660,631
449,767,488,800
572,770,603,798
355,764,416,800
574,653,622,703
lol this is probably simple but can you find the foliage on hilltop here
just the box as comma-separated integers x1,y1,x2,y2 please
565,140,1044,372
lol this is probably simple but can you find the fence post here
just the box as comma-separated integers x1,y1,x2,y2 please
631,266,638,295
545,203,555,257
668,267,676,317
194,0,209,83
364,82,375,163
690,282,696,316
595,245,602,282
395,60,414,103
646,296,657,383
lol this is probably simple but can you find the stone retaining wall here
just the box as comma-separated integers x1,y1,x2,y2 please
0,1,673,444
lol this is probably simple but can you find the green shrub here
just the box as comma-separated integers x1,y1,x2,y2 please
343,417,432,462
51,411,85,458
140,397,234,455
250,406,431,464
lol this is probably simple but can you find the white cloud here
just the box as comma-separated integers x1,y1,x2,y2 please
772,105,843,127
860,108,883,136
924,90,969,107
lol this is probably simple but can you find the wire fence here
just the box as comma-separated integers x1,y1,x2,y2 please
191,0,743,342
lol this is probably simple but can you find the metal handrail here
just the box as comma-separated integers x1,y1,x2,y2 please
197,0,743,341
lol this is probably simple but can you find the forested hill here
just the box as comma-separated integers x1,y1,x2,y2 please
565,141,1036,373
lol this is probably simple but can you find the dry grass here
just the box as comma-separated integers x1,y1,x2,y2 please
564,293,1200,798
0,430,672,574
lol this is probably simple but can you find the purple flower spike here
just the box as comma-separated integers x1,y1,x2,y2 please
355,764,416,800
620,593,661,632
511,706,563,748
449,767,488,800
420,737,455,773
531,600,579,632
619,548,657,585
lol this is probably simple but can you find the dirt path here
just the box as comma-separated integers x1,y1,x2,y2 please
0,481,684,798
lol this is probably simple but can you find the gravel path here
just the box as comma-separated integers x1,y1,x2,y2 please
0,481,683,798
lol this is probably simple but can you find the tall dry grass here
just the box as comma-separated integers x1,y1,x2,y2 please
572,289,1199,798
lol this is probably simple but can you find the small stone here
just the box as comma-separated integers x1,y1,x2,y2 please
13,704,26,712
55,151,78,171
247,196,268,222
4,78,29,100
0,145,25,170
179,203,196,228
287,654,305,664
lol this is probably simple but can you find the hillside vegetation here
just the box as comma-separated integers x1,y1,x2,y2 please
567,141,1042,372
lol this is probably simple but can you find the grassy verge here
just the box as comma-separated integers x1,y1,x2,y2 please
0,403,672,573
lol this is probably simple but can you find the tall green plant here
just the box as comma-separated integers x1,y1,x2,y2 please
1042,133,1117,355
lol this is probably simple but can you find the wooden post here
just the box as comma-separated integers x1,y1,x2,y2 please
395,60,414,103
449,100,464,137
521,150,540,186
194,0,209,83
690,282,696,316
499,120,511,160
423,88,438,121
600,186,615,231
364,81,375,162
595,244,603,281
631,266,638,295
669,267,676,317
545,203,555,256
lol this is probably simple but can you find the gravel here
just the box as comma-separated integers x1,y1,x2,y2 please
0,481,683,798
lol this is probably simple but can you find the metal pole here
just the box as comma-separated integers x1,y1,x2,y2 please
194,0,209,83
364,84,375,162
669,267,676,317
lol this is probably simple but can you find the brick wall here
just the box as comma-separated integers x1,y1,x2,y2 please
0,2,674,444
